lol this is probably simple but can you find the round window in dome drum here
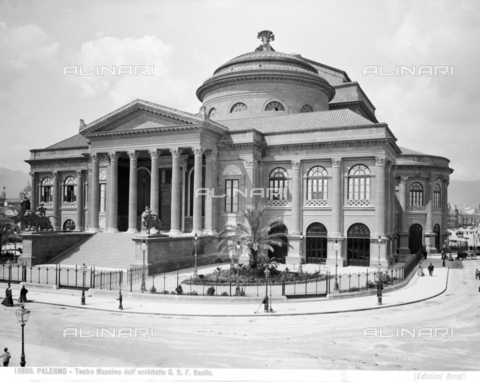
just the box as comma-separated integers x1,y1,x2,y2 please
265,101,285,111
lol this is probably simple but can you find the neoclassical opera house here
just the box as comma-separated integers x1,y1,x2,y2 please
26,31,453,268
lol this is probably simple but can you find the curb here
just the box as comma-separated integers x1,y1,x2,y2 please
26,268,450,318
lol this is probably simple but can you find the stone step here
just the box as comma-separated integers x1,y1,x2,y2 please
48,233,137,269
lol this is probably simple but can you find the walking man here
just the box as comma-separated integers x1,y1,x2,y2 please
117,292,123,310
18,285,28,303
475,269,479,280
0,348,11,367
428,263,434,276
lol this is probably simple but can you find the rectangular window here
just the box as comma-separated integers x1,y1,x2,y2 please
225,179,239,213
100,183,106,212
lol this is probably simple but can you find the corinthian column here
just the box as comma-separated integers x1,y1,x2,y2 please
326,158,343,268
29,172,37,211
291,160,301,236
169,147,183,236
89,154,100,232
425,178,437,253
76,170,84,231
204,150,218,235
106,152,120,233
243,159,257,208
192,146,204,235
149,149,161,216
127,151,139,233
398,176,410,254
52,171,60,230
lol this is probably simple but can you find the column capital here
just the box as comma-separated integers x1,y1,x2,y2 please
192,146,205,156
385,161,393,170
90,153,100,162
291,160,301,169
88,168,93,174
205,149,218,160
376,156,387,167
128,151,140,160
148,149,161,159
52,171,59,179
76,170,83,178
29,171,36,178
170,147,183,158
331,158,342,168
400,176,409,184
108,152,120,162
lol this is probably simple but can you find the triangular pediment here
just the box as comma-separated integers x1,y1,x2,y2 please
81,99,204,135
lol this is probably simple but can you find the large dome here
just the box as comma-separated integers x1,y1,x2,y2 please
196,31,335,121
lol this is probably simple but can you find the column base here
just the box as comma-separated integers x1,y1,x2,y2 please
126,229,139,234
191,229,203,235
169,229,182,236
88,228,100,233
203,230,218,236
106,228,120,233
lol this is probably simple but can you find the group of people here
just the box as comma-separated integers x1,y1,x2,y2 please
1,284,28,307
417,263,435,277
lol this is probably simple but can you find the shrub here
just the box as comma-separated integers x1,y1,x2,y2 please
150,286,157,293
214,258,223,263
175,285,183,295
186,291,198,296
348,287,360,292
206,286,215,296
198,275,205,279
221,292,228,296
161,290,169,294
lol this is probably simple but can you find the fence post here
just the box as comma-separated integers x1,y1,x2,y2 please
38,266,40,284
46,266,49,285
30,265,32,283
348,273,351,291
163,274,166,292
100,271,103,290
109,271,112,290
75,265,78,288
176,271,179,288
305,273,307,295
130,269,133,292
282,276,286,296
366,269,369,288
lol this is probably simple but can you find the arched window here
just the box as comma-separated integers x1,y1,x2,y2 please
433,184,441,208
230,102,247,113
348,165,371,205
40,177,53,203
269,168,288,204
306,166,328,204
63,219,76,231
300,104,313,113
409,182,424,207
63,176,77,203
265,101,284,111
208,108,217,118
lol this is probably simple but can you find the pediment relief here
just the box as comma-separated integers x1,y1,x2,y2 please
102,111,183,132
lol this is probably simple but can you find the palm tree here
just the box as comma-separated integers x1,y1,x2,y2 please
0,221,18,256
216,202,291,268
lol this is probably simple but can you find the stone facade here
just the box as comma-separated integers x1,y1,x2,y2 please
25,32,453,269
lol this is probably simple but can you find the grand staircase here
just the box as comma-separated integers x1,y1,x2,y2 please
47,233,137,269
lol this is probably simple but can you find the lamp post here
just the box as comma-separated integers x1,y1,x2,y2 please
443,238,448,267
193,233,199,277
7,260,12,284
332,240,339,291
298,233,304,274
15,304,30,367
264,267,270,312
376,265,383,305
236,241,241,288
80,263,87,305
377,236,382,267
140,240,147,293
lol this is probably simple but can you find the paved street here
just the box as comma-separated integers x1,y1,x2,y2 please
0,260,479,370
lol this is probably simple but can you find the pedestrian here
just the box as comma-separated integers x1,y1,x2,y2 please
428,263,434,276
418,264,424,277
423,245,428,260
18,285,28,303
0,348,11,367
1,285,14,307
117,292,123,310
475,269,479,280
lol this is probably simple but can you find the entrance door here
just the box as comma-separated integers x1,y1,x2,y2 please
306,223,327,264
409,224,423,254
268,223,288,263
434,224,440,252
347,223,370,266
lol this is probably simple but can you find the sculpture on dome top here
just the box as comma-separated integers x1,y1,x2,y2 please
255,30,275,52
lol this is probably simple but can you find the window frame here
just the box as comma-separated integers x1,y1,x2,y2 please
40,177,53,203
230,102,248,113
63,176,77,203
409,182,424,208
433,184,441,208
269,168,289,201
306,166,328,200
265,101,285,112
225,179,239,213
347,165,371,201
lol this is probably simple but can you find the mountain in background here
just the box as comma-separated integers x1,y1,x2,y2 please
0,167,30,198
448,180,480,210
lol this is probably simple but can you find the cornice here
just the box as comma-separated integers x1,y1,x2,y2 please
197,70,335,102
85,122,227,139
25,157,89,167
394,164,454,175
264,138,401,156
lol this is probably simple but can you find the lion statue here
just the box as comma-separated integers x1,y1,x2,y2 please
23,210,55,232
141,206,162,235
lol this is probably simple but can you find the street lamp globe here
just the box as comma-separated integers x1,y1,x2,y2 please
15,304,31,325
264,267,270,279
141,241,147,252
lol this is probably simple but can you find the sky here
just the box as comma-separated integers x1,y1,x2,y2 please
0,0,479,182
